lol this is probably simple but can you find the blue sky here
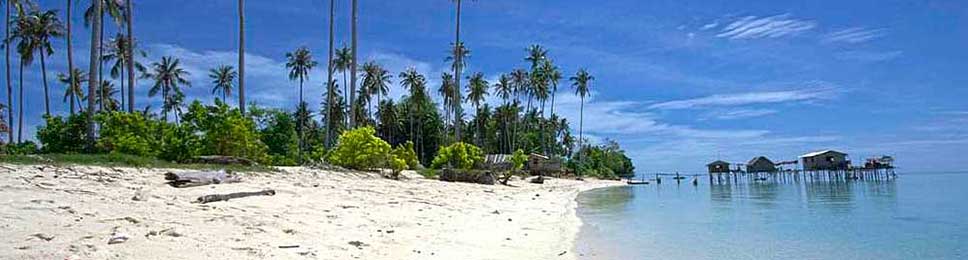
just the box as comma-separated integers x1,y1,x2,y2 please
11,0,968,172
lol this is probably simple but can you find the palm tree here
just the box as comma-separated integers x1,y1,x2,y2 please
26,10,63,117
4,0,30,144
334,46,351,126
445,41,470,142
349,0,358,129
437,72,455,124
493,73,511,152
58,68,86,114
325,0,335,148
96,80,119,111
124,0,134,112
102,33,145,109
544,60,562,117
144,56,190,122
399,67,425,142
65,0,75,114
285,47,316,107
570,69,593,171
361,61,391,121
525,44,547,70
85,0,102,148
85,0,123,112
237,0,245,114
466,72,487,147
208,65,235,101
10,11,34,143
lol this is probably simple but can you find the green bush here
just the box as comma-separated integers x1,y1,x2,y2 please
97,112,162,157
327,127,393,170
36,114,88,154
430,142,484,170
391,141,420,170
510,149,527,171
182,101,268,164
3,141,39,155
158,123,202,163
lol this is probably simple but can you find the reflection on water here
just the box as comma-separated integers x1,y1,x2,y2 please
575,173,968,260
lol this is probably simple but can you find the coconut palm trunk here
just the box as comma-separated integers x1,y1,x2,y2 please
453,0,462,142
40,51,50,116
237,0,245,114
66,0,75,115
125,0,134,112
4,1,12,144
349,0,357,129
87,0,102,149
325,0,334,148
17,60,22,143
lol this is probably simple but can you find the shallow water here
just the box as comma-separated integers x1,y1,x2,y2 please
575,173,968,259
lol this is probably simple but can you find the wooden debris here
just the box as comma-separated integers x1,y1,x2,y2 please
165,170,241,188
194,190,276,204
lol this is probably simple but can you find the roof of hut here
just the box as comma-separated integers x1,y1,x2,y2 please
799,150,847,158
706,160,729,166
748,156,774,165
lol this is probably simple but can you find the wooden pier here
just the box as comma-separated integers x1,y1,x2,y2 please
706,168,897,185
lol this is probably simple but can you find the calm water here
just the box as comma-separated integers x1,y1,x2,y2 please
575,173,968,259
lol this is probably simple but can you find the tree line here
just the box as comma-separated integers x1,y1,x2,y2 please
0,0,634,179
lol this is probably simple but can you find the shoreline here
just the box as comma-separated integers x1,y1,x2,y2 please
564,182,626,260
1,163,623,259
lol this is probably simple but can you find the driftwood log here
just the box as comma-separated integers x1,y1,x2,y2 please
194,190,276,204
529,176,545,184
189,156,254,166
440,169,496,185
165,170,241,188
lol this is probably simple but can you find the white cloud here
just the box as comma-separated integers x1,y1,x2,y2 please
822,27,887,44
701,108,778,120
648,86,840,110
716,14,816,40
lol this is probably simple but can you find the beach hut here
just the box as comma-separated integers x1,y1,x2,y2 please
483,154,513,171
527,153,562,176
707,160,730,173
800,150,849,170
865,155,895,169
746,156,777,173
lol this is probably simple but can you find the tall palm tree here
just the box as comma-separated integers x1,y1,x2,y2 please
543,59,562,117
65,0,74,113
325,0,335,148
445,41,470,142
399,67,425,143
85,0,102,148
4,0,30,144
102,33,144,109
96,80,118,111
570,69,593,170
144,56,190,122
349,0,358,129
334,46,351,126
124,0,134,112
58,68,86,114
85,0,122,112
208,65,235,101
361,61,390,121
525,44,547,70
466,72,487,147
26,10,63,117
285,47,316,107
237,0,245,114
10,10,35,143
437,72,455,124
493,73,512,152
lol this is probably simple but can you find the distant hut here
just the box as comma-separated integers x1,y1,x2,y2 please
707,160,730,173
800,150,849,171
527,153,562,176
865,155,895,169
746,156,777,173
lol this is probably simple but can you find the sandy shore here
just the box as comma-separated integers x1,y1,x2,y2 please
0,163,622,260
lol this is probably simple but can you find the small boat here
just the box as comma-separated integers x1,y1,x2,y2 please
627,179,650,185
672,176,687,180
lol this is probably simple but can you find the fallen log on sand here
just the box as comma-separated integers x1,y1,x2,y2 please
195,190,276,204
165,170,241,188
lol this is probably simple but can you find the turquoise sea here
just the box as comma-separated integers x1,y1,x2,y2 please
575,172,967,259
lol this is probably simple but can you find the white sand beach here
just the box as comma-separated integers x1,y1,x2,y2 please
0,164,621,260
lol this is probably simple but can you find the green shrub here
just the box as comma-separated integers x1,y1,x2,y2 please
36,114,88,153
182,101,269,164
391,141,420,170
430,142,484,170
158,123,201,163
3,141,38,155
327,127,393,170
510,149,527,171
97,112,162,157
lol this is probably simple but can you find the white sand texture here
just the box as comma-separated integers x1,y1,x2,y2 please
0,164,621,260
